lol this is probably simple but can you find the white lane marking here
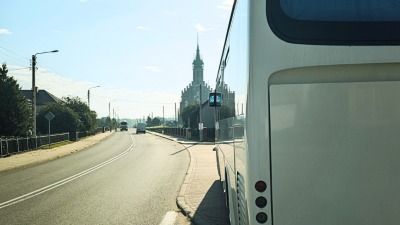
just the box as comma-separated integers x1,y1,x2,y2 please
159,211,177,225
0,134,136,209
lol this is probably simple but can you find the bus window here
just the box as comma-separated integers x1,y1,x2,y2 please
280,0,400,21
266,0,400,45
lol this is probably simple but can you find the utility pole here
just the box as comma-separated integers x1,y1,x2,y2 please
199,84,203,141
199,84,202,122
88,86,100,109
31,50,58,136
32,55,37,136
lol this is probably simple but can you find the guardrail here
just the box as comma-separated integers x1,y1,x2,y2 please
1,133,70,157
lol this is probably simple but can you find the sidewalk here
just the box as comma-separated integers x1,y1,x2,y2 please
149,131,230,225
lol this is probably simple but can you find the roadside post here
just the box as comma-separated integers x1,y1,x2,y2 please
199,122,203,142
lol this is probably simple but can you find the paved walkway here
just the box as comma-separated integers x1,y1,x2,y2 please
0,131,230,225
150,132,230,225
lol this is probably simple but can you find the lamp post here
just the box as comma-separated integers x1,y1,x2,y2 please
32,50,58,136
108,99,119,129
87,85,100,109
199,84,203,141
108,99,119,118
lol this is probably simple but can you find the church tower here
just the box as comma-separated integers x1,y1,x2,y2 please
192,37,204,85
179,36,212,126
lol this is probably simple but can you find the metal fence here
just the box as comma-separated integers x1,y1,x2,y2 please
1,133,69,157
154,127,215,142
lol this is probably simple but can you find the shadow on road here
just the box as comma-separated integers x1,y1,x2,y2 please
192,180,230,225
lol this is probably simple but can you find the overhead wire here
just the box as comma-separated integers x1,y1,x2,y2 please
90,93,176,105
0,47,30,67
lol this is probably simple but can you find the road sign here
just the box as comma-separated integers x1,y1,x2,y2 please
45,111,55,122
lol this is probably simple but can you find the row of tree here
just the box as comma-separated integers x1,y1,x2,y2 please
0,63,98,137
36,96,98,135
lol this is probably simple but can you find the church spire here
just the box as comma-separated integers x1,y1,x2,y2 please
195,33,201,61
192,34,204,84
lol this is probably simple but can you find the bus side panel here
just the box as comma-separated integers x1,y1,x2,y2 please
216,117,238,224
269,65,400,225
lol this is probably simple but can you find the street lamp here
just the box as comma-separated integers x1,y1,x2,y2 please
108,99,119,118
88,85,100,109
108,99,119,131
32,50,58,136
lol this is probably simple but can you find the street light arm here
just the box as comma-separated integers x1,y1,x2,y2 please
89,85,100,90
88,85,100,109
35,50,59,56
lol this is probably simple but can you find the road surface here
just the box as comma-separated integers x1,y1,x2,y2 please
0,129,191,224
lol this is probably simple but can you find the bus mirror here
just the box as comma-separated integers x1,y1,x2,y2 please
209,92,222,107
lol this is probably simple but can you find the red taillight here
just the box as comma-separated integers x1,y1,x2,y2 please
255,181,267,192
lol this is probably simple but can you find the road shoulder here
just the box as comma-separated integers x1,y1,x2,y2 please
0,131,115,172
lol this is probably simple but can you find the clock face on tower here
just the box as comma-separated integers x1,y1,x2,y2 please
185,100,189,107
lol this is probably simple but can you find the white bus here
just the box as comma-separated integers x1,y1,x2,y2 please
213,1,400,224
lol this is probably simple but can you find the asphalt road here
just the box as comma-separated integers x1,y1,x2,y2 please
0,129,191,224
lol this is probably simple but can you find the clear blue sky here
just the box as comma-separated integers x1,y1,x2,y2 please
0,0,233,119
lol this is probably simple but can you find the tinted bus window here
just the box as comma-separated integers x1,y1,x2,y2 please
280,0,400,21
267,0,400,45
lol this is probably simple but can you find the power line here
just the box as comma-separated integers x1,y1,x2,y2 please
8,67,30,71
0,50,30,67
0,46,29,61
90,94,176,105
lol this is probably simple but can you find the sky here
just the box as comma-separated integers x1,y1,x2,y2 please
0,0,234,120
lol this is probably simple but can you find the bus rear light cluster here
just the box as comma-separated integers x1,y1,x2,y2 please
255,196,267,208
255,181,268,223
256,212,268,223
255,181,267,192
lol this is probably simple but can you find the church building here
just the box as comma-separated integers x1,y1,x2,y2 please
179,39,236,128
180,40,212,110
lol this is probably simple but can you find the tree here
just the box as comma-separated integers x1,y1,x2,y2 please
217,105,235,120
146,116,152,126
0,63,31,137
63,96,98,132
106,117,112,128
150,117,161,126
98,117,110,128
36,102,80,135
180,104,200,129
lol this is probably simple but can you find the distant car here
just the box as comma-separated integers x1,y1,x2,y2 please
120,121,128,131
136,123,146,134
